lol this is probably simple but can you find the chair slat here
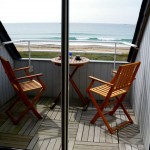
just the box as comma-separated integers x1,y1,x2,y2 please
20,80,43,92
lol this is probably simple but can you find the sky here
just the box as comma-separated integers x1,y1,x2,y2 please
0,0,142,24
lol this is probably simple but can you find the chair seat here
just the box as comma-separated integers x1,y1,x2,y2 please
19,80,42,92
90,84,127,98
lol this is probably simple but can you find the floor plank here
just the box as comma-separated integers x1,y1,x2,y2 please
0,133,32,149
0,97,145,150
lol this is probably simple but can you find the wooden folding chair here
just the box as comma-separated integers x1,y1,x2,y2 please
87,62,141,134
0,56,46,124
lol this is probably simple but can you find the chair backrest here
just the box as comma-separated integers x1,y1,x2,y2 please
0,56,17,85
111,62,141,91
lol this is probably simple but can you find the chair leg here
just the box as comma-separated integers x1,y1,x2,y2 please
6,96,20,112
107,95,133,132
29,89,44,118
6,89,44,124
7,102,42,125
88,90,134,134
120,103,133,123
109,95,126,115
6,97,21,124
96,106,114,134
87,90,101,123
6,96,31,124
17,100,42,124
91,112,99,124
29,100,42,119
87,91,114,133
19,88,44,120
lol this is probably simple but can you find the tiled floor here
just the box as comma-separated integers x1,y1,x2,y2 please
0,97,145,150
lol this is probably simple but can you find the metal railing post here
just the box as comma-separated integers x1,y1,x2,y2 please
27,41,33,72
28,41,31,66
114,42,117,70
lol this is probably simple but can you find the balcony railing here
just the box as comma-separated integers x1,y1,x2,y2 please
2,39,137,71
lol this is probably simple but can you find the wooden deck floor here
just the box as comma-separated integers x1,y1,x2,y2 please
0,97,145,150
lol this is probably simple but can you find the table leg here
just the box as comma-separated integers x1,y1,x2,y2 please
69,76,87,105
50,65,89,110
50,92,61,109
69,66,89,109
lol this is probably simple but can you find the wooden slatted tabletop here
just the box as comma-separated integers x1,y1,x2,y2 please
51,56,89,66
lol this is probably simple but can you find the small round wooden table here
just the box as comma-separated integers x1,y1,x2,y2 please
50,56,89,109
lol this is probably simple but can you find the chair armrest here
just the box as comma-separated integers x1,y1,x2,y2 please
112,70,117,74
16,73,43,81
14,67,30,72
112,70,117,77
89,76,113,86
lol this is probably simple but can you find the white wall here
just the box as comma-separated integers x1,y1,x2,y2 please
131,15,150,150
0,46,15,106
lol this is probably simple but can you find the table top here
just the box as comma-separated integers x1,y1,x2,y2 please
51,56,89,66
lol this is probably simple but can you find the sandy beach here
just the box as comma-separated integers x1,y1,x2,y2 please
15,44,130,54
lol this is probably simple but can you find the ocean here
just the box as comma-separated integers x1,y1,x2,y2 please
3,23,135,46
